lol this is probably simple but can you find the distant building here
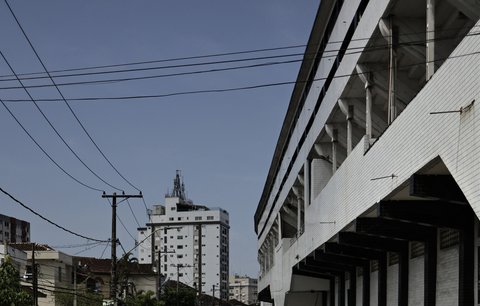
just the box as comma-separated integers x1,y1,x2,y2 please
0,243,28,276
0,214,30,243
73,256,156,298
137,171,230,301
229,275,258,305
12,243,73,306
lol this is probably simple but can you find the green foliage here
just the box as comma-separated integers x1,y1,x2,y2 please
0,256,32,306
124,290,163,306
55,290,103,306
162,287,196,306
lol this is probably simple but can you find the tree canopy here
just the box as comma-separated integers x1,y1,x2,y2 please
0,256,32,306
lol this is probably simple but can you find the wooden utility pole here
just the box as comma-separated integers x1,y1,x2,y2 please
197,224,202,296
32,243,38,306
171,264,192,306
102,192,142,305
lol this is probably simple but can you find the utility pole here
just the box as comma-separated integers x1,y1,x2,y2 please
212,284,215,306
171,264,192,306
197,224,202,296
102,192,143,305
73,262,77,306
32,243,38,306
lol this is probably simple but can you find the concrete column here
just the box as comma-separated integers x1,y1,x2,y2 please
346,105,354,155
304,159,311,206
325,125,338,173
426,0,435,80
356,65,373,140
277,213,282,242
379,17,397,124
365,84,373,140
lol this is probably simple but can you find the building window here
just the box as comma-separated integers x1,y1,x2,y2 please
195,216,202,221
177,245,183,249
171,207,176,211
440,228,459,249
207,216,214,220
177,236,183,239
169,217,174,221
410,241,425,258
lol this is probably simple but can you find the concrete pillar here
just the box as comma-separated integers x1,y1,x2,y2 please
325,125,338,173
426,0,435,80
379,17,397,124
304,159,311,206
356,65,373,140
277,213,282,243
365,84,373,140
346,105,354,155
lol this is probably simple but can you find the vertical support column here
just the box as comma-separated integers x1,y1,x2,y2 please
365,83,373,141
356,64,373,141
459,216,475,306
387,17,397,124
304,159,311,206
426,0,435,80
346,105,354,155
424,236,437,306
378,254,387,306
339,272,346,306
297,197,302,236
348,269,356,306
332,130,338,173
362,264,370,306
325,125,338,173
398,251,409,306
277,213,282,242
330,277,336,306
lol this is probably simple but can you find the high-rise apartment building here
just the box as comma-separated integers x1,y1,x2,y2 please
0,214,30,243
137,171,230,301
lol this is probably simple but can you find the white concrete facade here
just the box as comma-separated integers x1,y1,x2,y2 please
137,190,229,300
254,0,480,305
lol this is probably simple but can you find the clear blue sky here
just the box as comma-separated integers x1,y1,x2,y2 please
0,0,319,276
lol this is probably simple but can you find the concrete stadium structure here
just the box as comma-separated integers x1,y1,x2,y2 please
254,0,480,305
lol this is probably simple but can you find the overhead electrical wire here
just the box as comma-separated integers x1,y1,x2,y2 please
5,45,480,104
0,186,108,242
0,97,104,192
0,50,124,193
4,0,140,193
0,32,474,91
126,199,141,228
0,22,475,82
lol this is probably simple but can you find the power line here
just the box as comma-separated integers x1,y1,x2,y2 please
0,32,473,91
6,45,480,104
5,0,141,193
126,199,141,228
0,50,124,192
0,98,104,192
0,45,307,80
0,186,108,242
0,22,474,81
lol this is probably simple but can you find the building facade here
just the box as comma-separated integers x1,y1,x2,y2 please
229,274,258,305
12,243,74,306
0,214,30,243
137,172,230,301
255,1,480,306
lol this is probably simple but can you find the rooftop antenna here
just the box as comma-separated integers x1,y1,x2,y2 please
171,170,186,201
